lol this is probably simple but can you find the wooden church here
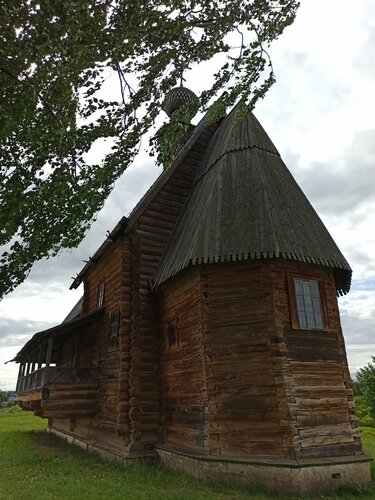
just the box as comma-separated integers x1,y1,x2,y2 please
13,93,371,493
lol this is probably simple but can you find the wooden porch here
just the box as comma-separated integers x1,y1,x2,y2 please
17,366,98,419
11,308,103,419
16,366,97,396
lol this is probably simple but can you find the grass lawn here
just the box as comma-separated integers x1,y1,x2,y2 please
1,409,375,500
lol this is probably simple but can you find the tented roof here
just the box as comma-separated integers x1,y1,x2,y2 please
154,104,351,294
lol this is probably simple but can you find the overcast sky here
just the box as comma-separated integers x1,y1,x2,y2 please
1,0,374,389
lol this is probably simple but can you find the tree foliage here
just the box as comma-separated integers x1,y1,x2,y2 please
355,358,375,419
0,0,299,298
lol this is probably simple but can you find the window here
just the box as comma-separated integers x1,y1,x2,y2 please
293,277,324,330
167,318,179,349
97,283,105,307
108,311,120,348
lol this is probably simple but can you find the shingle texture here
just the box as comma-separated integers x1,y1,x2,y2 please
154,104,352,294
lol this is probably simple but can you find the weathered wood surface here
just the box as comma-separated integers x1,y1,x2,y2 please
48,124,217,449
202,262,294,459
159,259,361,462
160,270,207,450
125,126,216,451
19,380,98,419
270,261,361,459
41,117,359,461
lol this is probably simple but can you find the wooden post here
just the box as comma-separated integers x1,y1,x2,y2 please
46,336,53,369
37,345,43,369
24,362,31,391
16,363,23,392
43,336,53,385
19,363,26,392
72,334,79,367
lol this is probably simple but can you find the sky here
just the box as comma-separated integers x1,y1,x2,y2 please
1,0,374,389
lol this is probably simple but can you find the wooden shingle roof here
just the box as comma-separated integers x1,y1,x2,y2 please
154,104,352,294
70,113,219,289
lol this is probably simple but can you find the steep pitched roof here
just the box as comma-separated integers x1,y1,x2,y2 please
70,114,218,289
154,104,352,294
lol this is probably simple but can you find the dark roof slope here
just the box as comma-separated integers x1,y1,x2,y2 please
154,105,352,294
63,296,83,322
70,113,218,289
9,308,104,363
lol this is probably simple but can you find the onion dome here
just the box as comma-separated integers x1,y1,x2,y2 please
162,86,198,121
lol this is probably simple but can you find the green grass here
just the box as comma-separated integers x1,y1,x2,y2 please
1,410,375,500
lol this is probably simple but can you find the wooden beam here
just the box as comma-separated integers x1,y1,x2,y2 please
16,364,23,392
37,345,43,369
46,337,53,368
16,390,43,402
72,334,80,367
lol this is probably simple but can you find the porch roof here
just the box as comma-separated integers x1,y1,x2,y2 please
8,307,104,363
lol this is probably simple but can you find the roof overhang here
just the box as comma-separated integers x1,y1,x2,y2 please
8,307,104,363
69,108,223,290
70,217,129,289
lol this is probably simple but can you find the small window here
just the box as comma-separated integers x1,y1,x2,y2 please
167,318,179,349
293,278,324,330
108,311,120,348
97,283,105,307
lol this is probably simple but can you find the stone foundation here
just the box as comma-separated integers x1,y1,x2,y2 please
46,429,372,494
47,428,156,465
156,446,372,495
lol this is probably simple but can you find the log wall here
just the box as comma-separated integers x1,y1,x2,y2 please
127,125,217,451
271,261,362,459
203,261,294,458
50,237,128,447
49,123,218,452
160,269,207,451
86,238,123,435
160,259,361,461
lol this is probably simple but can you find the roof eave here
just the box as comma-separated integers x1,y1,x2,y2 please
8,307,105,363
70,110,219,290
70,216,129,289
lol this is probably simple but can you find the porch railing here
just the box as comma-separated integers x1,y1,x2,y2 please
16,367,97,394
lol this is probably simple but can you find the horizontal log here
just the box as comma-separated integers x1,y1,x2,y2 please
42,399,96,409
298,423,351,440
40,408,96,418
48,389,97,401
299,433,354,448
